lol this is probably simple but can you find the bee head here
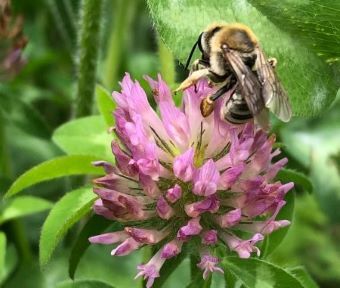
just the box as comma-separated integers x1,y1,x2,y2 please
184,24,223,70
200,24,223,58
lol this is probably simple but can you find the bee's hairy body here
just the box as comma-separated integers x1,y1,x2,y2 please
200,23,260,125
178,22,292,129
207,23,257,77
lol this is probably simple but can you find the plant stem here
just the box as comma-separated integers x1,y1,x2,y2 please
74,0,103,118
103,0,137,90
158,37,175,87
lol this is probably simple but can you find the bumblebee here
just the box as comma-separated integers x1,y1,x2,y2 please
176,23,292,129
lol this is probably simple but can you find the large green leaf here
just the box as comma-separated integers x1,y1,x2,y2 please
56,279,115,288
287,267,319,288
249,0,340,63
52,116,114,160
4,155,103,198
0,196,52,224
223,257,306,288
69,215,120,279
147,0,339,117
262,191,295,257
186,273,211,288
39,187,96,266
95,85,116,126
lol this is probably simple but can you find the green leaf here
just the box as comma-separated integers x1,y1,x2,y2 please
95,85,116,126
4,155,103,198
263,191,295,257
69,215,121,279
249,0,340,63
147,0,339,117
56,279,115,288
0,196,52,224
223,257,305,288
287,267,319,288
0,232,6,280
186,273,211,288
39,187,97,266
277,169,313,194
52,116,113,160
153,253,187,288
224,267,238,288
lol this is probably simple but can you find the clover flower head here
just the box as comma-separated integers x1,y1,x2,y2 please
89,73,293,286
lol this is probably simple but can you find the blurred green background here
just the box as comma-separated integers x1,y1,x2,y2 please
0,0,339,287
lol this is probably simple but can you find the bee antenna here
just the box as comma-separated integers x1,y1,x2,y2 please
184,33,203,71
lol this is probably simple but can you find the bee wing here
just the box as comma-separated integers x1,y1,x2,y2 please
223,49,264,116
254,108,270,132
255,47,292,122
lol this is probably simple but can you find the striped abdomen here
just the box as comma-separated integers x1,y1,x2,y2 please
222,92,253,124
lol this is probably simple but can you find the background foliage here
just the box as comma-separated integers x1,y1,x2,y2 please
0,0,339,287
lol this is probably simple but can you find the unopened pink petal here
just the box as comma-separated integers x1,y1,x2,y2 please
89,231,128,244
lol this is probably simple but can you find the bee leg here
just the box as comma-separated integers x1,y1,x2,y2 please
191,60,201,93
175,68,211,92
200,82,235,117
190,59,210,73
200,96,214,117
190,59,200,74
268,57,277,68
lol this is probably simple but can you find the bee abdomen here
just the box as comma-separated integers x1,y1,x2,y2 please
223,93,253,124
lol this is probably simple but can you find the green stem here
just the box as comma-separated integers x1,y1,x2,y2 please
103,0,137,90
74,0,103,118
158,37,175,87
